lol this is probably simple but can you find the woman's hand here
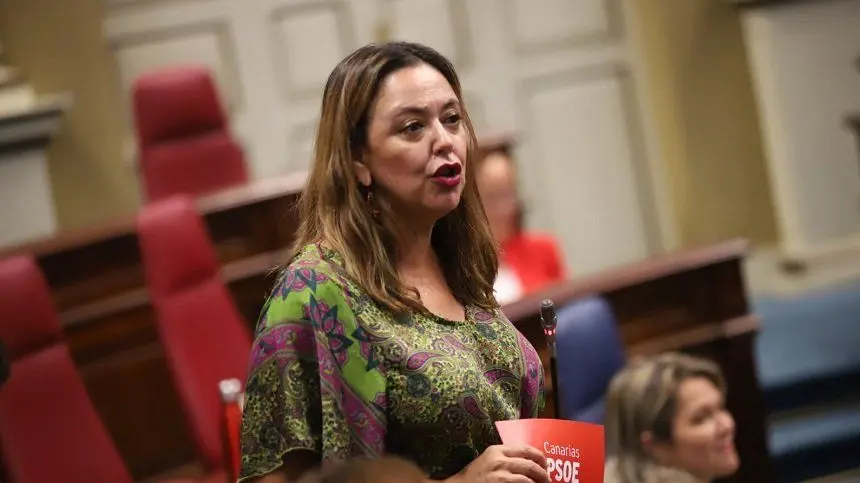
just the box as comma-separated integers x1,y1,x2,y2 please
447,444,550,483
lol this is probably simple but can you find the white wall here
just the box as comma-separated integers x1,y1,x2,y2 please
0,99,68,247
741,0,860,273
103,0,674,275
0,147,56,246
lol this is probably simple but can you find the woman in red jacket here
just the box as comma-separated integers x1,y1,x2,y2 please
476,148,566,304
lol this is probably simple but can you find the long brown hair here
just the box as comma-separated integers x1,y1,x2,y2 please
290,41,499,315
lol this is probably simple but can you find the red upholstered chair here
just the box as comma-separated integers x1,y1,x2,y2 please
137,195,251,481
0,255,135,483
133,65,248,202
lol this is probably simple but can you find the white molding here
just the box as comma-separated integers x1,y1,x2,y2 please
782,234,860,269
745,238,860,296
268,0,355,102
501,0,621,57
739,0,860,260
0,93,71,248
739,12,803,251
516,61,656,273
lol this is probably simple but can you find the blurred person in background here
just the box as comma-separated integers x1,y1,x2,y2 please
603,352,739,483
475,149,566,304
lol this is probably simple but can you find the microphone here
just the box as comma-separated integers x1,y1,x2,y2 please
540,299,561,416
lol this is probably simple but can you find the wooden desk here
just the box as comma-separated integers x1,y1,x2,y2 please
505,238,771,483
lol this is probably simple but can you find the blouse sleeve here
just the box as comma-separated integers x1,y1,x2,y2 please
238,266,388,482
534,365,547,418
514,322,546,419
530,354,547,418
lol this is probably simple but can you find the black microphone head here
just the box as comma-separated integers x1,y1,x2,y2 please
540,298,558,348
540,299,556,329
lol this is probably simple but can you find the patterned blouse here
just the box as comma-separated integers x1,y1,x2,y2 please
238,244,545,481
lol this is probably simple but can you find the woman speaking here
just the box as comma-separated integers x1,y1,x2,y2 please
239,42,549,483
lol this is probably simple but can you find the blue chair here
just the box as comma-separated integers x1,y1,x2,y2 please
555,296,626,423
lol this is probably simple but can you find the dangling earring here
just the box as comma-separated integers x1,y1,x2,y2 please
366,188,379,218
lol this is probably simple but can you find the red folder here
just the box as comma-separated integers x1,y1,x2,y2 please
495,419,605,483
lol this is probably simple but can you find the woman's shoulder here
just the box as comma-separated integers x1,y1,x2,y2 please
279,243,350,288
260,243,359,328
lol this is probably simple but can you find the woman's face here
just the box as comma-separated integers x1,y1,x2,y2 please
356,63,468,226
650,377,739,481
476,152,519,244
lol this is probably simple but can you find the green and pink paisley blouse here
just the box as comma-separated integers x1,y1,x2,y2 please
238,244,545,481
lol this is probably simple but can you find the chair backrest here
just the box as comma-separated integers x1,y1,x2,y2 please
0,255,134,483
137,196,251,472
133,65,248,202
555,296,626,423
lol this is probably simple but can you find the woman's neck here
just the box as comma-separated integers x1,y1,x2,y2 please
395,221,435,274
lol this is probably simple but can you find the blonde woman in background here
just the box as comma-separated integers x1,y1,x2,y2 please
603,353,740,483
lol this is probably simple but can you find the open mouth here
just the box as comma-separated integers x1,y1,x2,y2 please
433,163,462,178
